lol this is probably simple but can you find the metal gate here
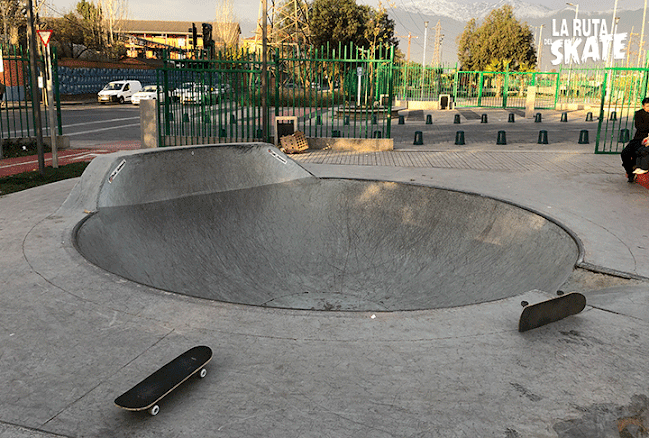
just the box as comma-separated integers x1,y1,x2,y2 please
595,67,649,154
157,44,395,147
0,44,61,147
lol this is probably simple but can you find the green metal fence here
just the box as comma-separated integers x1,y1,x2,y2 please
392,63,456,101
595,67,649,154
158,50,265,147
157,43,395,147
392,66,560,110
0,44,61,153
156,44,649,154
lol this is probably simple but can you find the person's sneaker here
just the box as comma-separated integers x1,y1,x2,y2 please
628,174,636,182
633,168,648,174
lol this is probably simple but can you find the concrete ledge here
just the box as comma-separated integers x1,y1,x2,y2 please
556,103,585,111
307,137,393,152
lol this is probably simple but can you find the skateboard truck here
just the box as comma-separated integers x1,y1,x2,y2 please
114,345,213,416
519,291,586,332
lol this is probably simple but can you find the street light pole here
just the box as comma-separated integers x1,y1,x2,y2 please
422,21,429,68
537,25,545,70
565,3,579,96
608,0,620,68
421,21,428,100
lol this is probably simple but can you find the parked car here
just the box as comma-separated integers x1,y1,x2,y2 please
131,85,164,105
171,82,195,102
98,80,142,104
179,84,222,105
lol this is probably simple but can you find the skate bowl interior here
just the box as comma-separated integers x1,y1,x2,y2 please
72,144,579,312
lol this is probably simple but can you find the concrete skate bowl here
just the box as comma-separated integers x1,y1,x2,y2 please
72,144,579,312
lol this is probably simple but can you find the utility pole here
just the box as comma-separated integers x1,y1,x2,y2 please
626,29,637,67
26,0,45,174
638,0,647,67
432,20,443,66
395,33,418,62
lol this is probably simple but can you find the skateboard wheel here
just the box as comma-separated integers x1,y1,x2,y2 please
557,290,564,296
149,405,160,416
521,301,529,307
199,368,207,378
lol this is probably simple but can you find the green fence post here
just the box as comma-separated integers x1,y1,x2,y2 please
595,71,608,153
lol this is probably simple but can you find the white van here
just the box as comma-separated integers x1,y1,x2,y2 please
98,80,142,104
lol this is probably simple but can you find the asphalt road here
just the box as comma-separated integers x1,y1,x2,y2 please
60,102,142,148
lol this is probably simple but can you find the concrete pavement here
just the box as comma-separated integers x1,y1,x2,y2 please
1,109,649,437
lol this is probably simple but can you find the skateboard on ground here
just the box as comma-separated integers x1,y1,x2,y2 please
114,345,212,416
519,292,586,332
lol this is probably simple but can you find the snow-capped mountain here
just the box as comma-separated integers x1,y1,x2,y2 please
398,0,552,21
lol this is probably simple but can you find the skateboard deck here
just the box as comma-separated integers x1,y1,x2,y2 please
115,345,212,416
519,292,586,332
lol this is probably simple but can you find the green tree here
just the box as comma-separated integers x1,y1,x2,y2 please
456,5,535,71
309,0,395,51
44,0,127,59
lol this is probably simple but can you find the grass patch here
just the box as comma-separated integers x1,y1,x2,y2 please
0,162,89,196
1,139,52,159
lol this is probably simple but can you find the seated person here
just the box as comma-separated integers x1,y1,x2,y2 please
621,97,649,182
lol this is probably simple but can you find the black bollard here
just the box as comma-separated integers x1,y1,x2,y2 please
561,112,568,122
332,130,341,138
219,128,227,138
455,131,465,145
481,113,488,123
454,114,461,124
619,128,630,143
610,111,617,121
398,115,405,125
585,112,593,121
230,114,237,124
183,113,190,123
496,130,507,145
316,115,323,125
538,130,549,144
373,130,382,138
578,130,589,144
414,131,423,145
344,115,350,125
426,114,433,124
167,112,174,122
256,128,263,139
508,113,515,123
534,113,542,123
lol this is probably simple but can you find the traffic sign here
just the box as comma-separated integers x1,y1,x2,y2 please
37,30,53,46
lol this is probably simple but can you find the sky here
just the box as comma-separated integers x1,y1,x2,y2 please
47,0,649,25
46,0,649,68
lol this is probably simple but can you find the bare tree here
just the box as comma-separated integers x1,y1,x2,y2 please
214,0,239,50
98,0,128,46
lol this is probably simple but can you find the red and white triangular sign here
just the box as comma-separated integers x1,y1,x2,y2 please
37,30,53,46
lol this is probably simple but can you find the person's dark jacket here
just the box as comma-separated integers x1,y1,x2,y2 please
633,108,649,140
